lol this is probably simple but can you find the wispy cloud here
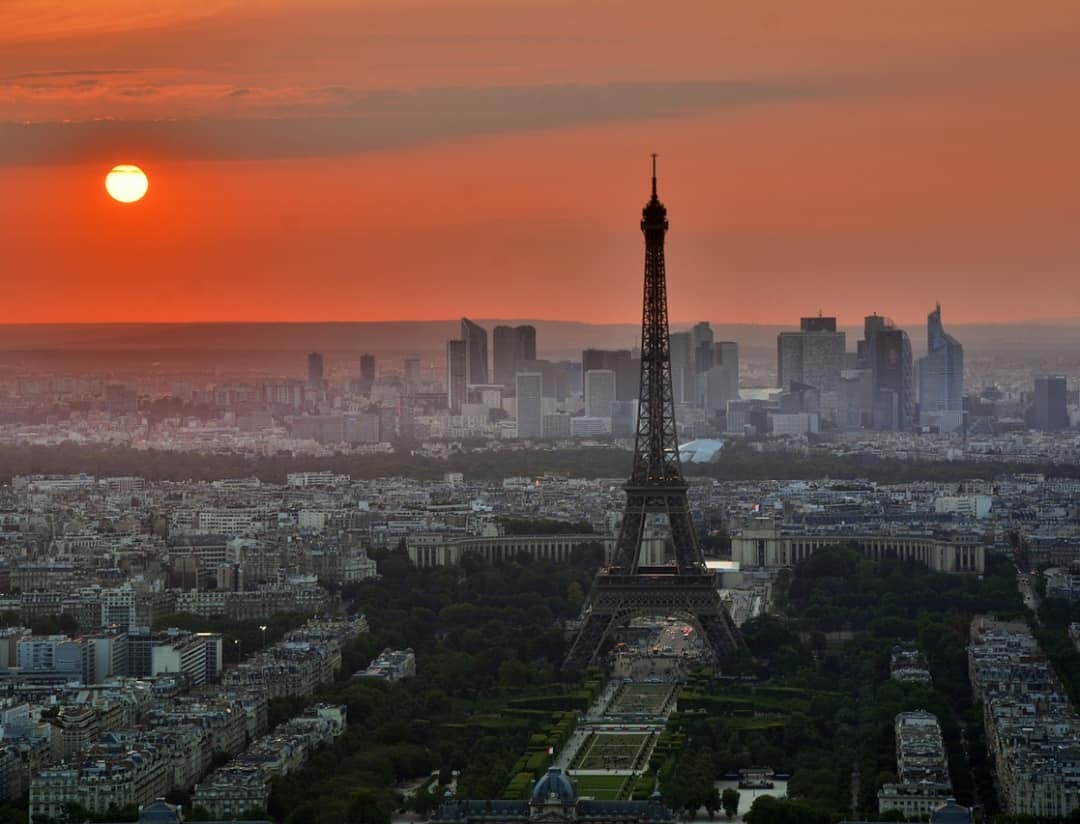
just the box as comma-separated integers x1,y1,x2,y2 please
0,79,835,166
11,68,138,80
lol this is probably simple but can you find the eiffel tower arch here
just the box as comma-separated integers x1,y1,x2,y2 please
563,158,744,671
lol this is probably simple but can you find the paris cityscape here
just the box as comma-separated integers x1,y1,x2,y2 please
3,3,1080,824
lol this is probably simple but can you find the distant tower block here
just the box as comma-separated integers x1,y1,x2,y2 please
563,158,744,671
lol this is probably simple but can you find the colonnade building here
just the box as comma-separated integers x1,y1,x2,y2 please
406,533,613,568
731,522,984,574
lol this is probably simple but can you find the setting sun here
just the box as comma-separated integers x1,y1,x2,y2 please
105,164,149,203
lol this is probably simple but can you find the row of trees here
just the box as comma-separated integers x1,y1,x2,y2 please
3,441,1079,486
659,546,1026,819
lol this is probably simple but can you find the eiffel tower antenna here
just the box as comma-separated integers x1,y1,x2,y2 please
563,160,744,671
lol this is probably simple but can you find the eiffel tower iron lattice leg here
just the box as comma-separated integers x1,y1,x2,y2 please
563,158,744,671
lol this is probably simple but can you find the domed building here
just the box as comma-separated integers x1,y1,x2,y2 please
430,768,675,824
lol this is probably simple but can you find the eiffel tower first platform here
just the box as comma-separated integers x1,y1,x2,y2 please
563,159,745,671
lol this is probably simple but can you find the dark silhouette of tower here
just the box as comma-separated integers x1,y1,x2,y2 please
461,317,489,385
494,324,537,389
307,352,324,388
358,353,376,395
563,159,743,671
1031,375,1068,431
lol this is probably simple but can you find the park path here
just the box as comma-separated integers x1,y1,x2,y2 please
555,677,682,784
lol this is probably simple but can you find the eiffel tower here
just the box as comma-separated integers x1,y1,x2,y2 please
563,158,744,671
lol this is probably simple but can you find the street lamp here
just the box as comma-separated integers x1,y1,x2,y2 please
233,638,241,663
259,625,268,649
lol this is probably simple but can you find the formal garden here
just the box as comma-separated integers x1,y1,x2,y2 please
571,732,653,771
607,682,676,715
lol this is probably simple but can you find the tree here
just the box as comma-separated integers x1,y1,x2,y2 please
567,582,585,613
743,796,831,824
703,786,722,819
721,788,740,819
347,790,392,824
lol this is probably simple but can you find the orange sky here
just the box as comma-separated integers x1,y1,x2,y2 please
2,0,1079,326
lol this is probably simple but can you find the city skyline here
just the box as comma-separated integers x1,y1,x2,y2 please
2,2,1080,325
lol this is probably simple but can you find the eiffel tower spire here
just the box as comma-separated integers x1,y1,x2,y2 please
563,160,744,671
631,153,681,489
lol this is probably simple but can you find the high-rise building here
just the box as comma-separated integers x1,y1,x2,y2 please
691,321,714,374
854,315,914,430
404,355,421,395
800,316,836,333
461,318,489,386
104,383,137,414
542,412,572,439
1032,375,1068,431
582,349,639,402
918,304,964,431
858,314,888,370
515,372,543,438
584,369,617,419
493,326,514,386
615,355,640,402
871,328,914,430
610,400,638,437
669,332,692,404
493,325,537,389
777,317,845,393
703,341,740,417
446,340,467,412
307,352,324,388
356,353,376,395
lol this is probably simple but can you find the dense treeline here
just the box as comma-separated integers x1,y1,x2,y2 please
0,443,628,483
688,444,1080,484
1036,595,1080,706
265,549,602,824
660,547,1026,819
2,441,1078,485
499,517,594,535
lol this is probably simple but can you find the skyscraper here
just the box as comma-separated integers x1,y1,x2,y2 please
691,321,714,374
446,340,467,412
858,314,888,370
703,341,740,417
461,318,489,386
307,352,324,388
854,315,914,430
584,369,617,419
358,353,376,395
1032,375,1068,431
581,349,639,401
359,353,375,383
777,317,845,394
669,332,692,404
515,372,543,438
404,354,421,395
610,400,638,437
872,328,914,430
493,324,537,389
800,316,837,333
918,304,964,431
